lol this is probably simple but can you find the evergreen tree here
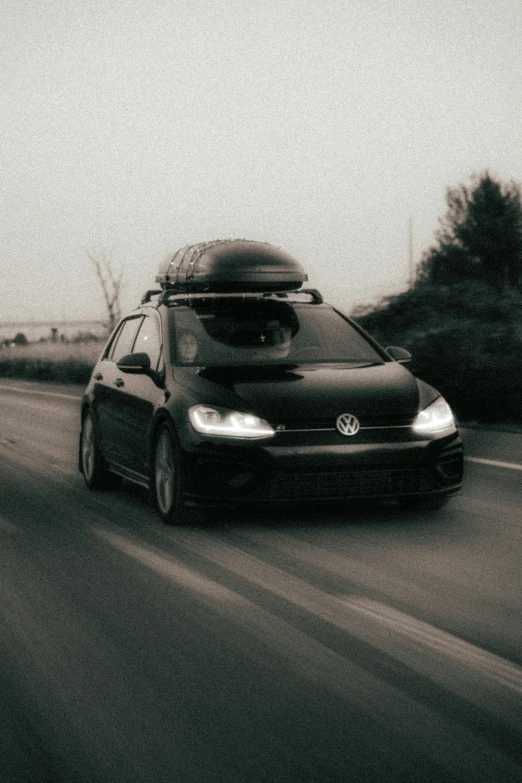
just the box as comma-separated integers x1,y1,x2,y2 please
419,172,522,290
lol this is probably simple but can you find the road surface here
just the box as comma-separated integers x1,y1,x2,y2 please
0,379,520,782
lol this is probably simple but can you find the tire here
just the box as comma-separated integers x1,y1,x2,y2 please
80,410,122,491
152,421,188,525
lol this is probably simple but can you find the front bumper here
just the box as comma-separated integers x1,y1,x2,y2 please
180,428,464,505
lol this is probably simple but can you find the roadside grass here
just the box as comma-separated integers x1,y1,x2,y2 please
0,341,104,384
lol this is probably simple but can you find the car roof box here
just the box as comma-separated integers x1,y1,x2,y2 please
156,239,308,292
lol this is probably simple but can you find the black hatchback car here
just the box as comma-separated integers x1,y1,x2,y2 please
79,239,463,523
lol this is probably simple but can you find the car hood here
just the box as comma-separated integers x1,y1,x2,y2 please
181,362,420,423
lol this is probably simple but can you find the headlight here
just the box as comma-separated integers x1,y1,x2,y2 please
188,404,275,439
413,396,455,434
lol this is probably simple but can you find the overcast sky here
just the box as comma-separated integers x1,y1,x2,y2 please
2,0,522,324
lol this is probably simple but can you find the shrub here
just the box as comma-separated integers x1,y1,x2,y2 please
354,283,522,423
0,341,103,385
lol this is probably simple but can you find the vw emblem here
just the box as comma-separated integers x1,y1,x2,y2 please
336,413,360,437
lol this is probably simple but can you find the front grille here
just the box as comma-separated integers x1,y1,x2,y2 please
278,418,336,431
279,414,414,431
360,414,415,428
255,467,436,501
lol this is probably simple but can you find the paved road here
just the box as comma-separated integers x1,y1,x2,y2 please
0,380,521,783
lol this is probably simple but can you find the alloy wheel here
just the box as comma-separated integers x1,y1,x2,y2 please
155,428,176,515
82,413,96,482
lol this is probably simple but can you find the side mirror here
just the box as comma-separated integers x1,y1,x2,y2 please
116,352,152,373
386,346,412,364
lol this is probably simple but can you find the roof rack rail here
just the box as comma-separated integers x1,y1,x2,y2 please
299,288,323,304
158,288,324,306
141,289,162,304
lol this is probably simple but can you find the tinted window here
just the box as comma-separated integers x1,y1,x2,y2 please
109,317,143,363
133,314,163,371
169,303,385,367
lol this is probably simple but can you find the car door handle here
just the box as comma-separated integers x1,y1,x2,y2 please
94,373,103,380
114,378,124,388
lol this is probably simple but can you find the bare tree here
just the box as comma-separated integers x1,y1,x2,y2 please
86,248,125,331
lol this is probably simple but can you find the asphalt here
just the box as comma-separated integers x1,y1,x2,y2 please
0,380,520,782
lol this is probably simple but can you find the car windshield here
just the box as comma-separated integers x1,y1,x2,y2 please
169,301,385,367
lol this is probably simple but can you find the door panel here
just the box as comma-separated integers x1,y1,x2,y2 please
109,374,164,474
92,316,143,465
92,359,120,461
98,312,165,476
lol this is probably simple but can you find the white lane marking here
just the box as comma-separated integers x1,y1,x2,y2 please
51,463,75,475
466,456,522,472
0,516,20,533
340,596,522,694
0,383,82,400
168,529,522,701
91,526,522,777
93,528,241,603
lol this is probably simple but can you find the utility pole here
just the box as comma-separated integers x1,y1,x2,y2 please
408,215,415,288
